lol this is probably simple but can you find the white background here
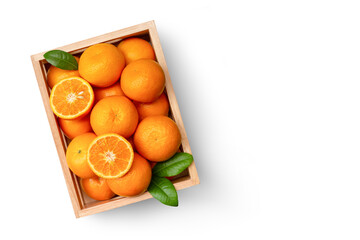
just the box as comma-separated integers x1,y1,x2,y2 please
1,0,360,239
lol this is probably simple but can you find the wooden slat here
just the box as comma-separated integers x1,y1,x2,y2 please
78,177,194,217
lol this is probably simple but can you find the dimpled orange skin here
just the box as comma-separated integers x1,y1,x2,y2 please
93,81,125,103
106,153,152,197
117,38,156,65
80,176,115,201
58,114,92,139
47,56,80,89
134,93,169,121
66,133,97,178
120,59,165,103
90,96,138,138
134,116,181,162
79,43,126,87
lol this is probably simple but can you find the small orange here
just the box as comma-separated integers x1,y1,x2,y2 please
106,153,152,197
134,116,181,162
50,77,94,119
117,38,156,65
47,56,80,89
66,133,97,178
134,93,169,121
93,81,125,103
121,59,165,103
87,133,134,179
90,96,138,138
79,43,126,87
80,176,115,201
58,114,92,139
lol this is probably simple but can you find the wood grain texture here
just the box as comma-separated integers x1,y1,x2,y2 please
31,21,199,218
79,177,194,217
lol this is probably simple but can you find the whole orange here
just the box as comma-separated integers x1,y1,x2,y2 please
134,93,169,121
90,96,138,138
106,153,152,197
58,114,92,139
121,59,165,102
134,116,181,162
93,81,124,103
47,56,80,89
117,38,156,65
79,43,125,87
80,176,115,201
66,132,96,178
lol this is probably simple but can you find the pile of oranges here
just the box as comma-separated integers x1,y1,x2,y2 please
47,38,182,201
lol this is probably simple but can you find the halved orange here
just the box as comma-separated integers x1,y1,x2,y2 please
50,77,94,119
87,133,134,179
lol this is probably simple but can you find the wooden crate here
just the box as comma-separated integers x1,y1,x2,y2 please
30,20,199,218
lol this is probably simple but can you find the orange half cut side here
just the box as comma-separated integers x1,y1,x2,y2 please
50,77,94,119
87,134,134,179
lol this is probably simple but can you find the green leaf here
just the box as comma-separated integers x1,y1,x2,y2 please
148,176,178,206
43,50,78,70
152,152,193,177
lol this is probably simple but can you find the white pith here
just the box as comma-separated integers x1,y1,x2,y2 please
103,151,116,162
66,91,84,103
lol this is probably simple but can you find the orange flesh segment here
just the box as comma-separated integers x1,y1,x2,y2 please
88,134,134,178
50,77,94,119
